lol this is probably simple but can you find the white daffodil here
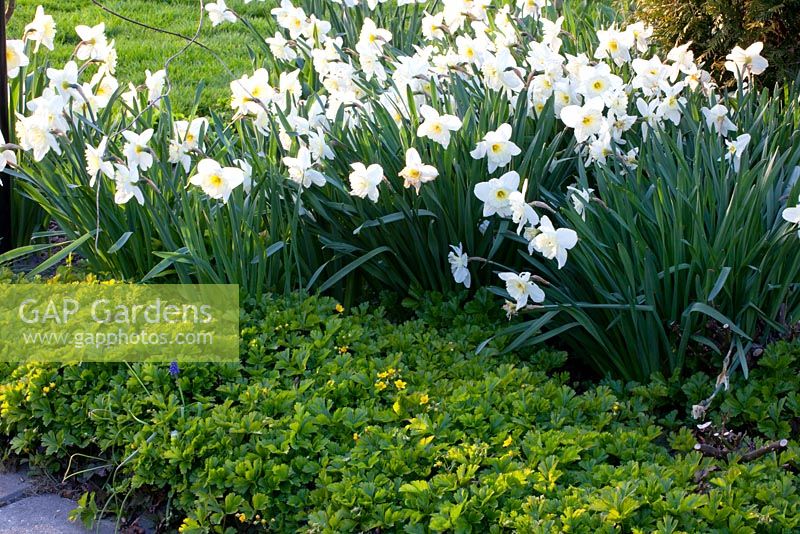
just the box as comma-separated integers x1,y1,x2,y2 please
594,25,634,66
282,146,326,189
85,137,114,187
448,243,471,288
15,113,60,162
75,23,108,61
356,18,392,58
89,71,119,109
189,158,246,203
530,215,578,269
348,162,383,202
174,118,208,152
0,132,17,177
235,158,253,194
560,97,606,143
636,97,660,139
306,129,334,161
265,32,297,62
498,272,545,310
517,0,548,19
206,0,237,26
724,133,751,172
421,11,446,41
783,198,800,237
481,48,524,95
470,123,521,173
667,42,695,74
508,179,539,233
399,148,438,193
701,104,736,137
113,163,144,206
656,81,687,125
626,21,653,53
46,61,80,99
725,42,768,79
145,69,167,103
474,171,520,218
272,0,309,39
122,129,155,171
6,40,29,79
24,6,57,52
417,105,462,148
567,185,593,220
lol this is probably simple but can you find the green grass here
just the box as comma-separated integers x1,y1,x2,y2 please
9,0,276,113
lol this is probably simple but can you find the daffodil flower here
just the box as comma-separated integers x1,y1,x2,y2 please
724,133,751,172
498,272,545,310
348,162,383,202
283,146,326,189
189,159,246,203
470,124,521,173
113,163,144,206
530,216,578,269
24,6,57,53
725,42,768,79
474,171,520,218
399,148,438,193
122,129,155,171
701,104,737,137
85,137,114,187
417,105,462,148
560,97,606,143
448,243,471,288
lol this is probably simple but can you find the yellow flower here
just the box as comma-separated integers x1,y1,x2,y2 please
394,379,407,390
503,436,513,448
236,513,247,523
338,345,349,354
353,432,359,441
335,303,344,313
419,394,429,405
42,386,50,394
375,380,387,391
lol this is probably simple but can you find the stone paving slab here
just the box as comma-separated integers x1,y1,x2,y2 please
0,472,31,505
0,495,116,534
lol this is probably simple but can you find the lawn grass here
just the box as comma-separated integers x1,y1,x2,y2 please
9,0,276,113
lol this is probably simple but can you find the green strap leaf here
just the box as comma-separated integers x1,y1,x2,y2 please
107,232,134,254
353,210,437,235
316,246,393,293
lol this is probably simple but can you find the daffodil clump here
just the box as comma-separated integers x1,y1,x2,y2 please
5,1,800,378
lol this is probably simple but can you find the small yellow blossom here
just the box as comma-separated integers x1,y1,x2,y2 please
503,436,513,448
394,379,407,390
335,303,344,313
338,345,349,354
236,513,247,523
353,432,359,441
419,394,429,405
375,380,387,391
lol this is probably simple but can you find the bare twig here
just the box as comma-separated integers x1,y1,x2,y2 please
741,439,789,462
5,0,15,24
